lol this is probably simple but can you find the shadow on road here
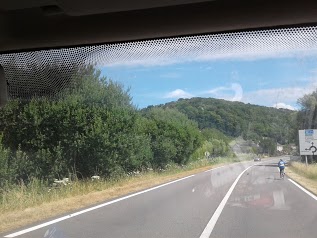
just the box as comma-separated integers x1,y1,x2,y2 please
255,163,277,167
266,177,283,181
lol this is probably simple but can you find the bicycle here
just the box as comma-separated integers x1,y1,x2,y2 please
280,168,285,179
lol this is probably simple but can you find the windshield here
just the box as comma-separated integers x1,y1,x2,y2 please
0,27,317,238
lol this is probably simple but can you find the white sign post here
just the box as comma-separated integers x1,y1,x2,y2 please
299,129,317,166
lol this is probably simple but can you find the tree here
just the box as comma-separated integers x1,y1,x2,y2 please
259,138,276,156
297,89,317,162
0,65,152,181
297,90,317,129
142,108,202,168
155,97,295,144
201,128,231,143
1,61,80,100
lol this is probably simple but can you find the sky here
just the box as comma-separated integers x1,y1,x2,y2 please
100,55,317,110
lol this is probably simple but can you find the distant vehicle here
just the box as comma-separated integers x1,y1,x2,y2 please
254,157,261,162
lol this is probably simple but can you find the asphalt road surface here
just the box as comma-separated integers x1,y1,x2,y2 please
3,156,317,238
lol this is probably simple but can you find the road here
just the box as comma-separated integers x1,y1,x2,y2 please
3,156,317,238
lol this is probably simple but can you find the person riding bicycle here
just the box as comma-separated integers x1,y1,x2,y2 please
278,159,285,178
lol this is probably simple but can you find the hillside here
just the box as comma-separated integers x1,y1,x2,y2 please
145,97,297,145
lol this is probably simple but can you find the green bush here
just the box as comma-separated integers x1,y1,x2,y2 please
0,134,12,187
0,66,153,182
142,108,202,168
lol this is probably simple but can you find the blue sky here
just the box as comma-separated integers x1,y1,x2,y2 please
101,56,317,110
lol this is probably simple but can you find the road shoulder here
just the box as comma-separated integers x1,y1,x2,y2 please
1,160,246,235
287,167,317,197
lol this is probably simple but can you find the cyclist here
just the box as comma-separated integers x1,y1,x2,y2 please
278,159,286,178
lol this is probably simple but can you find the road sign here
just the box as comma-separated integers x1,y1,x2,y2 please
299,130,317,156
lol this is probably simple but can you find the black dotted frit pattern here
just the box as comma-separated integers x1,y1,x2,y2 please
0,27,317,100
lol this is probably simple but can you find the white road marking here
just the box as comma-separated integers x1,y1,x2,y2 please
204,165,226,173
199,165,253,238
5,158,280,237
204,158,276,173
288,178,317,201
203,160,256,173
4,175,195,238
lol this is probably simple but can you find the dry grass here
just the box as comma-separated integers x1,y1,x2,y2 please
289,162,317,180
287,162,317,196
0,155,253,234
0,159,238,234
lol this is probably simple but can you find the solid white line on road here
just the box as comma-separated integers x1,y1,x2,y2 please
199,165,253,238
288,178,317,201
203,157,278,174
203,160,256,173
204,165,226,173
4,175,195,238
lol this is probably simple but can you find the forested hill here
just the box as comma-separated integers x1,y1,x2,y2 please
145,97,297,144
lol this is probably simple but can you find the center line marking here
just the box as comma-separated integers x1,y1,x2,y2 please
199,165,253,238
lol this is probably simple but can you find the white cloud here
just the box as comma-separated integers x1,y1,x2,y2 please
273,103,296,110
164,89,193,99
231,83,243,101
206,83,243,102
202,76,317,108
207,86,227,94
243,80,317,106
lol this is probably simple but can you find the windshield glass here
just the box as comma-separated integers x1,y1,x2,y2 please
0,27,317,238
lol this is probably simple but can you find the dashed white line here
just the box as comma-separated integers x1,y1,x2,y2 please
199,165,253,238
288,178,317,201
4,175,195,238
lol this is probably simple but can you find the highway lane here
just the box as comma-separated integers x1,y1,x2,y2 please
3,157,317,238
3,160,253,238
211,157,317,238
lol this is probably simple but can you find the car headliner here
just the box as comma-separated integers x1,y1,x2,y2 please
1,0,317,52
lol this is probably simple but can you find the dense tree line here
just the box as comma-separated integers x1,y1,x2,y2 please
152,97,297,145
1,63,303,186
0,65,203,186
188,128,233,161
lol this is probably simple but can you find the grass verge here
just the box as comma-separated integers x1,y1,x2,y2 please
0,156,250,234
287,162,317,196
